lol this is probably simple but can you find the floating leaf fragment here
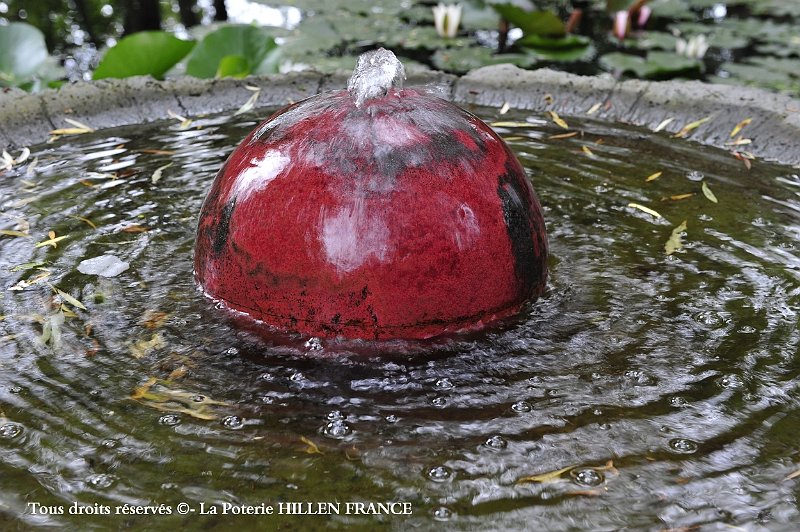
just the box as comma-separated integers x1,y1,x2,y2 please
119,224,149,233
665,220,688,255
645,171,662,182
40,310,65,349
672,116,711,138
517,464,576,484
151,162,173,184
654,117,674,132
701,181,718,203
544,94,554,105
725,137,752,146
130,333,165,359
547,110,569,129
586,102,601,115
300,436,324,455
64,118,95,131
234,88,260,116
628,203,662,219
0,229,29,238
50,118,95,136
665,193,695,201
784,468,800,481
732,151,752,170
139,149,176,155
490,121,533,128
582,145,596,157
52,285,87,311
35,231,67,248
549,131,578,140
499,102,510,115
8,269,51,290
141,310,170,329
69,215,97,229
730,118,752,138
9,261,46,272
130,377,228,420
167,109,192,130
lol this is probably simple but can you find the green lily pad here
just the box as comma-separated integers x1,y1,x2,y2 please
713,61,799,93
516,34,589,50
93,31,195,80
629,31,679,51
0,22,49,85
185,25,276,79
750,0,800,17
648,0,696,21
600,51,703,79
216,55,250,78
491,5,566,37
382,26,471,50
669,22,749,49
432,46,538,74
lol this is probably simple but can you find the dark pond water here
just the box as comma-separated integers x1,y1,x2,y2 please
1,101,799,530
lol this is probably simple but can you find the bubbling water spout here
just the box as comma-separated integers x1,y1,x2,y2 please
347,48,406,107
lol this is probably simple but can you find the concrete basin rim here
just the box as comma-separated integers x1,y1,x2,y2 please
0,64,798,166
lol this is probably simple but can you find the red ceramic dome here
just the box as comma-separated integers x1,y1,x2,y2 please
195,49,547,340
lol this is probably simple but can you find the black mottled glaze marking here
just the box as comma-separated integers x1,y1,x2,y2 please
212,199,236,256
497,165,538,297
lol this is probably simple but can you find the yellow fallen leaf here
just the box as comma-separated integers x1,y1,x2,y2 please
49,127,93,135
8,269,51,291
729,117,752,138
35,231,68,248
665,193,695,201
52,286,87,311
490,121,533,128
517,464,576,484
582,145,596,157
586,102,601,115
549,131,579,140
628,203,662,219
672,116,711,138
69,215,97,229
645,171,662,182
234,89,260,116
701,181,718,203
725,137,752,146
300,436,324,455
0,229,29,238
547,110,569,129
665,220,688,255
64,118,95,131
131,333,165,359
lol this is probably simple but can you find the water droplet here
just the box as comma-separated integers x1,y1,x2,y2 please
257,372,274,382
511,401,532,413
322,419,352,439
483,435,507,450
290,372,305,382
670,396,689,407
431,396,447,408
717,374,742,389
668,438,698,454
222,415,244,429
327,410,345,421
224,347,239,356
87,473,115,488
686,170,704,181
434,378,454,391
570,468,604,486
385,414,399,423
304,337,323,350
100,439,119,449
158,414,180,426
432,506,453,521
0,423,23,439
9,386,22,394
426,465,453,482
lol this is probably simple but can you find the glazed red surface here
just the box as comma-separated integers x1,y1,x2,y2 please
195,88,548,339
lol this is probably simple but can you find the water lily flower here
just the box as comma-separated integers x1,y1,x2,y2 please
612,10,629,40
433,3,462,39
676,34,709,59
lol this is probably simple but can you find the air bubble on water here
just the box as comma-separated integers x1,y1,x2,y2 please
158,414,181,426
305,337,323,351
670,396,689,407
668,438,698,454
570,468,604,486
426,465,453,482
434,378,454,391
222,415,245,429
432,506,453,521
100,439,119,449
717,374,742,389
511,401,532,413
322,419,352,439
0,423,24,439
224,347,239,356
9,386,22,394
686,170,704,181
290,372,305,382
385,414,399,423
327,410,345,421
192,395,206,402
431,397,447,408
483,435,507,450
161,482,178,490
87,473,116,488
739,326,757,334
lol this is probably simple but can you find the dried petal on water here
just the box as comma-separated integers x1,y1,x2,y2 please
517,464,576,484
701,181,718,203
547,110,569,129
586,102,602,115
490,121,534,128
665,220,688,255
499,102,510,115
645,171,662,182
300,436,324,455
725,137,752,146
549,131,579,140
628,203,663,219
654,117,674,132
77,254,130,277
582,145,596,157
234,89,261,116
665,193,695,201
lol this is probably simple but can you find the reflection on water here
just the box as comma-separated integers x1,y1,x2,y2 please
1,102,799,530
